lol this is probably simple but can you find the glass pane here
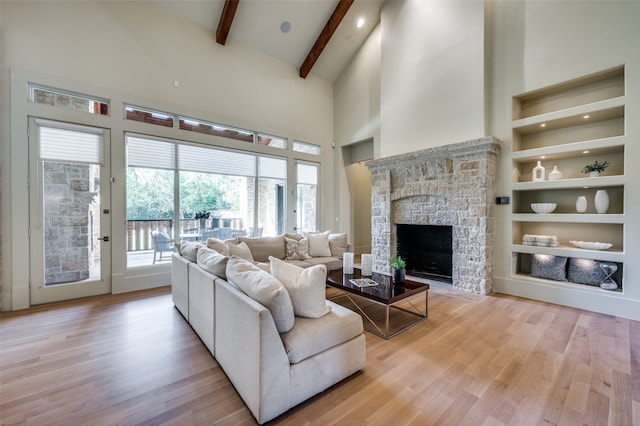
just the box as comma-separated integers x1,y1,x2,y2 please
43,161,101,285
293,140,321,156
30,84,109,115
297,163,318,234
126,167,175,267
256,178,286,237
258,133,287,149
179,117,254,143
179,171,247,241
125,106,174,127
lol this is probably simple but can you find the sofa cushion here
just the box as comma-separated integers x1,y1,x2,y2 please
280,301,363,364
179,242,206,262
269,257,330,319
304,256,343,271
227,241,254,261
238,235,286,262
206,237,228,255
226,257,295,333
328,233,348,259
307,231,332,257
285,237,311,260
197,247,229,279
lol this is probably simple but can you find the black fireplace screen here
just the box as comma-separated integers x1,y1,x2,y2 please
396,224,453,283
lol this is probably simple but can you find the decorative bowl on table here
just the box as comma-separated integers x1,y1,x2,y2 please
569,240,613,250
530,203,556,214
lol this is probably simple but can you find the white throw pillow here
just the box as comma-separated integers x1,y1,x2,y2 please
285,236,311,260
196,247,229,279
226,256,295,333
269,256,331,318
307,231,332,257
179,242,206,262
328,233,348,259
206,237,228,255
227,241,254,261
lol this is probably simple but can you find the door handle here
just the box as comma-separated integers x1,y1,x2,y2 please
98,236,109,242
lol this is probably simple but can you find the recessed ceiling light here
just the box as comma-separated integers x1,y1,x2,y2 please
540,156,546,159
540,123,546,128
356,17,365,28
583,150,590,154
280,21,291,33
583,115,590,119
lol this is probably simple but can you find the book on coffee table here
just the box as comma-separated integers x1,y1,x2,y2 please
349,278,379,288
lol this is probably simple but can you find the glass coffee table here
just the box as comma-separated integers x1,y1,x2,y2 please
326,268,429,339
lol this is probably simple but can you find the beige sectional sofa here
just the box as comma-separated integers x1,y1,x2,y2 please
171,232,365,424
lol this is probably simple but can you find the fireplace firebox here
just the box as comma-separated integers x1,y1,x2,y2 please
396,224,453,283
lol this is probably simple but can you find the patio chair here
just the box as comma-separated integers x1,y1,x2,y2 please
231,229,247,238
248,227,263,237
151,230,174,263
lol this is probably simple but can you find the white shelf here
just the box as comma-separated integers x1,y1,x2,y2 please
511,244,624,262
512,175,625,190
512,213,624,224
512,97,625,133
511,136,625,161
510,273,623,293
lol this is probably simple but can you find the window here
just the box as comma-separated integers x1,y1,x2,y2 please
125,134,287,266
126,136,175,267
125,105,174,127
296,162,319,234
30,84,109,115
293,140,321,156
179,117,253,143
258,133,287,149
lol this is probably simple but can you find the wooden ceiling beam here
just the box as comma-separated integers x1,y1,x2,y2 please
299,0,354,79
216,0,240,45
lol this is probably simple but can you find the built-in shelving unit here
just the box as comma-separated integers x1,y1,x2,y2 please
510,65,626,291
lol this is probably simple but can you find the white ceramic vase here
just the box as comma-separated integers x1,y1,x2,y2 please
549,165,562,180
532,161,545,181
576,196,587,213
595,190,609,214
343,252,354,274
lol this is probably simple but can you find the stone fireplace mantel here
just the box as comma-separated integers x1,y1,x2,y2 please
366,136,501,295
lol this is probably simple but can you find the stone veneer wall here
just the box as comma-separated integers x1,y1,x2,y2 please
366,137,501,295
44,162,99,284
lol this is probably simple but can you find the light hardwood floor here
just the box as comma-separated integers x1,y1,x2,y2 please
1,284,638,425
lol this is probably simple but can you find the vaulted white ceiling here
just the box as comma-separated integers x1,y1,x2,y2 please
150,0,383,82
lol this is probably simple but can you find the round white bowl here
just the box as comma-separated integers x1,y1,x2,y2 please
531,203,556,214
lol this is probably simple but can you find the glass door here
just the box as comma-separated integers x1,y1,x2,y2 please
29,118,111,304
296,161,319,233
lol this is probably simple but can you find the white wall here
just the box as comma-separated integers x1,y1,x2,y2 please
490,0,640,319
334,0,640,320
333,24,381,244
0,1,335,310
380,0,486,157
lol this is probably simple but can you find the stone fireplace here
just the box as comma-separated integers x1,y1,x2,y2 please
366,137,500,295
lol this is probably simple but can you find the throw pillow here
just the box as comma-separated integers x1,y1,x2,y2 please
531,254,568,281
196,247,229,279
179,241,205,262
328,233,348,259
226,256,295,333
567,258,607,286
269,256,331,318
206,237,228,255
238,235,286,262
285,236,311,260
227,241,254,261
307,231,332,257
